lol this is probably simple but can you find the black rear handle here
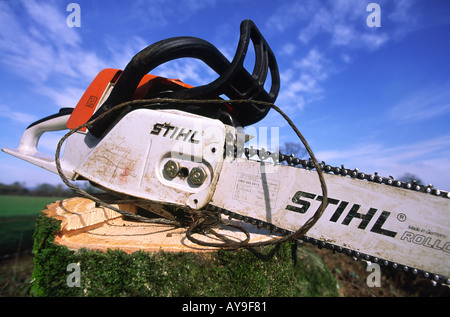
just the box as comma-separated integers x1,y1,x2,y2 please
88,20,280,138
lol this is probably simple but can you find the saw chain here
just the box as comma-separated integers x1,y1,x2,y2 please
206,145,450,287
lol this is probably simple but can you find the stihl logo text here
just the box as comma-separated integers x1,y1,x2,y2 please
286,190,397,238
150,122,200,144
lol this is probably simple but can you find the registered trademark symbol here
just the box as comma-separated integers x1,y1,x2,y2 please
397,213,407,222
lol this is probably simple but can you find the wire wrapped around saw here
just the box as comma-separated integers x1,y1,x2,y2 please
54,98,328,251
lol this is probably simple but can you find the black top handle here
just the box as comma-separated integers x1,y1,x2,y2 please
88,20,280,138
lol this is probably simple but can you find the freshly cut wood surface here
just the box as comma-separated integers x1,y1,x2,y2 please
43,197,279,253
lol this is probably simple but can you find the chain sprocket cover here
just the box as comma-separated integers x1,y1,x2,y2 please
75,109,227,210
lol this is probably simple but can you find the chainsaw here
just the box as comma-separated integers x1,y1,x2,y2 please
3,20,449,286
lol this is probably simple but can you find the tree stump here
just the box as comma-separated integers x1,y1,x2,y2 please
31,196,339,297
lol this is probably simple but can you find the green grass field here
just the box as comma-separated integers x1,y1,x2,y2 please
0,196,66,256
0,196,66,296
0,196,65,217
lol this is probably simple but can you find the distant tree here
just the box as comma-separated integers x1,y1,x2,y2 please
0,181,80,197
54,184,70,197
0,182,29,195
79,182,104,195
397,173,423,185
33,183,57,196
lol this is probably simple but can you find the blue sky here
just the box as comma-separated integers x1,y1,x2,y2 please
1,0,450,190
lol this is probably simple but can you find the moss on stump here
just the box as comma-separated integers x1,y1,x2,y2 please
31,204,339,297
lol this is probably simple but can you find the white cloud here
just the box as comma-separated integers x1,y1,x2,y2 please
298,7,334,44
388,82,450,123
268,0,421,54
276,48,331,112
130,0,218,26
331,24,355,46
265,1,317,34
280,43,296,56
294,0,381,50
315,134,450,189
359,32,389,51
0,0,108,112
0,105,38,125
104,35,148,70
294,49,329,80
0,0,180,117
0,0,88,83
152,58,218,87
0,0,222,112
318,135,450,166
36,85,86,109
261,0,436,135
21,0,81,47
264,0,397,117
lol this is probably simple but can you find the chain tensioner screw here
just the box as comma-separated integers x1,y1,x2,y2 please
189,167,206,185
163,160,179,178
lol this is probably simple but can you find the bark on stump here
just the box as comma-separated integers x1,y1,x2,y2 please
31,196,338,297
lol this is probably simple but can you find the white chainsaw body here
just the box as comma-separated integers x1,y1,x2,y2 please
3,108,228,210
75,109,227,209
